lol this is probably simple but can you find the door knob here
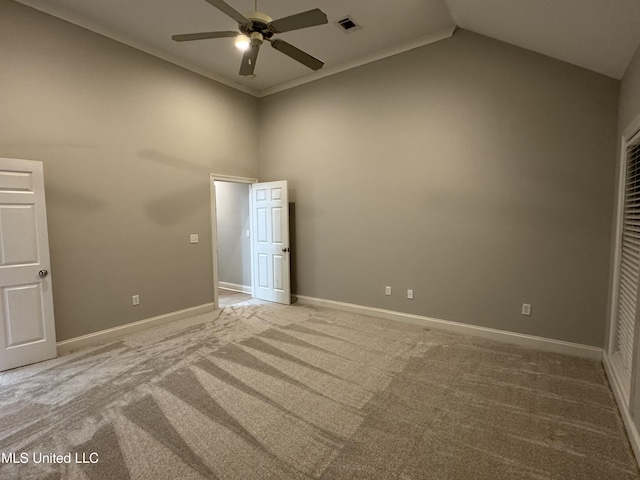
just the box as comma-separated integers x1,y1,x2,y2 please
39,269,48,278
281,247,290,252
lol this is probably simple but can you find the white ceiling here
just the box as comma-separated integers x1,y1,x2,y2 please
446,0,640,80
14,0,640,97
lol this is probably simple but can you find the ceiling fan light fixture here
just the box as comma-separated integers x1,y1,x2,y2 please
235,34,250,51
173,0,329,75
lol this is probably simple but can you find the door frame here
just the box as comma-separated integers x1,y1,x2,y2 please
608,117,640,354
606,113,640,407
210,174,257,310
605,112,640,468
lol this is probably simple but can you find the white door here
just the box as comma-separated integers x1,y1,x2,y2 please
251,181,291,304
0,158,56,371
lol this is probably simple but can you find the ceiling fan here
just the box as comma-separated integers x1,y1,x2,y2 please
172,0,329,76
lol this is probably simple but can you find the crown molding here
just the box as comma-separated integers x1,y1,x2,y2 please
14,0,258,96
16,1,455,98
256,27,456,98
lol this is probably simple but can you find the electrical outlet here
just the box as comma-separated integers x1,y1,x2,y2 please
132,295,140,306
385,286,392,296
522,303,531,316
190,234,199,244
407,289,413,300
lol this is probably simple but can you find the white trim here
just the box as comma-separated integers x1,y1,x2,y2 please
257,28,455,98
604,352,640,468
296,295,602,360
210,174,258,184
249,184,256,303
56,303,214,354
219,282,252,294
210,177,220,312
15,1,454,98
608,134,629,354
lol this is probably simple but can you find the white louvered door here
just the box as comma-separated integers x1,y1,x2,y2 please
611,134,640,399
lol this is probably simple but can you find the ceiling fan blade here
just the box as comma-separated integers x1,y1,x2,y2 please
172,31,239,42
270,8,328,33
204,0,251,26
270,39,324,71
239,44,260,76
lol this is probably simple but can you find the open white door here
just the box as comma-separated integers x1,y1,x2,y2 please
0,158,56,371
251,180,291,305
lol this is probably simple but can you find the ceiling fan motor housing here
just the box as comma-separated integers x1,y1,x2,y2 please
240,11,275,39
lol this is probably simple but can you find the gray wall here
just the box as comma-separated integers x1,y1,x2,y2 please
0,1,259,341
258,29,619,347
215,181,251,288
0,1,623,348
619,45,640,137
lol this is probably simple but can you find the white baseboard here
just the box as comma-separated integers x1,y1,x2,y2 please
296,295,602,360
219,282,252,295
603,353,640,467
56,303,215,354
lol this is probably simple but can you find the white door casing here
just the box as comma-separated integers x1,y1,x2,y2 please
0,158,56,371
251,181,291,305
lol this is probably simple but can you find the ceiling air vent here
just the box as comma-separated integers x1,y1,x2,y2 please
336,16,361,33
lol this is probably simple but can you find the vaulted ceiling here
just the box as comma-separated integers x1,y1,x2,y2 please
15,0,640,97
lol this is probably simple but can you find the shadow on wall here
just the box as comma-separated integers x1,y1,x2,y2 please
0,143,106,213
144,185,208,225
45,184,107,213
138,149,210,175
290,202,297,296
138,149,253,180
138,149,210,225
0,142,96,150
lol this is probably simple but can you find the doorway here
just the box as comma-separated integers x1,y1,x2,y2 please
210,174,257,309
210,174,293,310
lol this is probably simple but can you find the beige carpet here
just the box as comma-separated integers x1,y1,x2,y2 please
218,289,252,308
0,299,638,479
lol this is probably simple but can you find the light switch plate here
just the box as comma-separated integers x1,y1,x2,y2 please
190,234,199,244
